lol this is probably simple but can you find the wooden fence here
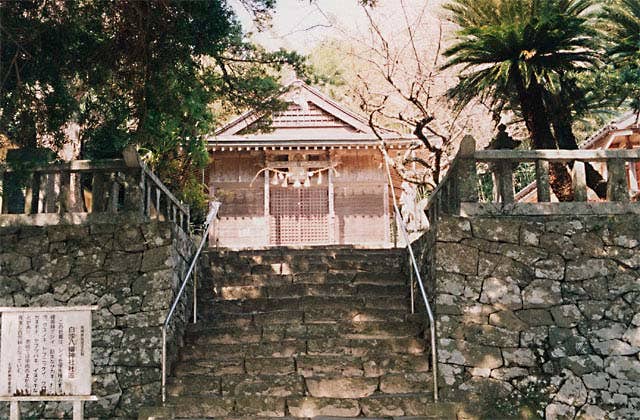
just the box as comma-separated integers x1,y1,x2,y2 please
0,148,190,232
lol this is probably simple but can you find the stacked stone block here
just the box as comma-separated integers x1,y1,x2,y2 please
430,215,640,419
0,220,193,418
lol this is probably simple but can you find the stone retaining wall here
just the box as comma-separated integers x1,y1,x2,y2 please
0,219,194,418
425,214,640,419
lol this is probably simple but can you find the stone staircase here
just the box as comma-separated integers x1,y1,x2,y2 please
139,247,455,419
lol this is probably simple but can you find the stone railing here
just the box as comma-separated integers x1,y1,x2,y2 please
411,135,640,418
426,135,640,219
0,147,190,232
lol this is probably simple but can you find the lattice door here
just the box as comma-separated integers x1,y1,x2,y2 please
269,187,329,245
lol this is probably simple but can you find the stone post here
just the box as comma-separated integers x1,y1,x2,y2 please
535,160,551,202
572,161,587,202
92,172,108,212
606,159,629,202
59,171,71,214
494,161,514,204
122,147,145,215
455,135,479,210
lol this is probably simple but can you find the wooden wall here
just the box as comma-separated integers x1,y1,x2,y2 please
332,150,389,247
208,148,392,248
209,151,267,248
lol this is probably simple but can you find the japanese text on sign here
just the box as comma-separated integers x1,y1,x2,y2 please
0,307,92,397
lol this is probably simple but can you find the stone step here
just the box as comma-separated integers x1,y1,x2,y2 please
167,372,433,399
167,373,305,398
178,337,427,361
208,255,404,274
195,307,413,326
194,306,426,331
172,354,429,378
295,354,430,378
184,322,422,345
138,396,287,417
205,270,406,288
206,247,406,262
137,396,458,419
205,249,406,279
212,283,408,301
199,296,409,315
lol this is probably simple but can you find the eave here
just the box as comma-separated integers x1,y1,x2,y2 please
206,133,418,151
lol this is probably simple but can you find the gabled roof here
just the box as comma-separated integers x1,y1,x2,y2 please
208,79,413,149
580,112,639,150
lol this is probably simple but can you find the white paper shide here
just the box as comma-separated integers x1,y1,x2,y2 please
0,308,92,397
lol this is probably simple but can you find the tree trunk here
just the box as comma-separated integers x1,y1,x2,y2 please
513,74,574,201
549,94,607,199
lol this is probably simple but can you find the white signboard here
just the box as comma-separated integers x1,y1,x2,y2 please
0,307,94,397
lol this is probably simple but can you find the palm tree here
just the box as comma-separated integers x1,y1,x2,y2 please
603,0,640,123
443,0,599,200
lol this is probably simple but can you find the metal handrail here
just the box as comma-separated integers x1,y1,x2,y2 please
161,201,221,403
380,147,438,402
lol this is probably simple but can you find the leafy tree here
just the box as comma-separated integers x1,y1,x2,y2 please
602,0,640,122
443,0,603,200
0,1,306,221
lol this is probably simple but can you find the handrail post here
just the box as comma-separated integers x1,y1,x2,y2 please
160,202,220,404
380,145,438,402
193,270,197,324
0,169,4,214
161,326,167,403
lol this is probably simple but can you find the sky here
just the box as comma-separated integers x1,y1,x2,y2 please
230,0,370,53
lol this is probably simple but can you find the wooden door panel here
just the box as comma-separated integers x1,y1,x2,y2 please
269,187,329,245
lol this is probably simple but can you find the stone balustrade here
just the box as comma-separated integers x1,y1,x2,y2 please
426,135,640,220
409,138,640,418
0,147,190,233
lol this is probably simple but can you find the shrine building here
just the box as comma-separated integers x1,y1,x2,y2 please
205,80,416,248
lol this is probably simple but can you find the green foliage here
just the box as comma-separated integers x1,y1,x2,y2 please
443,0,598,120
444,0,640,149
0,0,307,222
602,0,640,117
442,0,618,201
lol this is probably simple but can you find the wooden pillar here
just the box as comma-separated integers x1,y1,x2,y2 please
69,172,84,212
145,175,151,217
46,173,59,213
10,401,19,420
123,170,143,214
155,187,161,219
109,175,120,213
383,183,390,247
264,169,270,244
72,401,83,420
328,168,335,244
